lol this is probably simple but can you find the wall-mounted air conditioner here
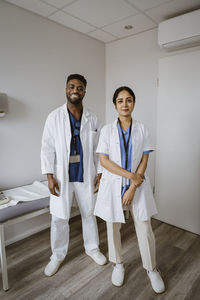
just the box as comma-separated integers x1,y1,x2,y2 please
158,9,200,50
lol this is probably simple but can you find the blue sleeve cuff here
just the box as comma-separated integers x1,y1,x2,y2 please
99,153,109,156
143,150,153,155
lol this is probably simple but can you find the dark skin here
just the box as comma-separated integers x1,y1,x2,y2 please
47,78,102,196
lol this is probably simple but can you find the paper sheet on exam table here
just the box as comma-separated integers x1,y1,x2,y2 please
0,181,50,210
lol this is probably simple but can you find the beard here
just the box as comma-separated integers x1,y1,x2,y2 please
66,93,84,105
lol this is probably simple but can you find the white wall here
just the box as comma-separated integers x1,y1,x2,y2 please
106,28,161,186
0,0,105,190
0,1,105,243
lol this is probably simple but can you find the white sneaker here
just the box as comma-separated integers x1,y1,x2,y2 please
44,259,63,277
112,265,125,287
147,269,165,294
86,251,107,265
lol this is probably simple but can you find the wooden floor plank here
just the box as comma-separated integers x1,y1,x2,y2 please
0,216,199,299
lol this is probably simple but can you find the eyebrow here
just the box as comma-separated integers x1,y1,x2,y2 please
116,97,133,100
67,84,85,90
68,84,84,87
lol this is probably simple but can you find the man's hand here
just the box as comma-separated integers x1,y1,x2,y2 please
47,174,60,196
94,173,102,193
130,173,143,187
122,184,136,206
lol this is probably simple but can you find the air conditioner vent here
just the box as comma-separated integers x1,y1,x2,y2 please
158,9,200,51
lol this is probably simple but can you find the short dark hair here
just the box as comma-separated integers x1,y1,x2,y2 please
113,86,136,104
66,74,87,87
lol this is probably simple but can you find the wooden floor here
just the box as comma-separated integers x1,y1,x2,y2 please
0,215,200,300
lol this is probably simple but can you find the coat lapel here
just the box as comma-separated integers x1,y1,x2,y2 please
81,108,89,130
111,120,122,167
62,104,71,152
131,120,141,171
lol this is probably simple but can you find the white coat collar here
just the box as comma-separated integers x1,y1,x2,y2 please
61,103,89,116
110,118,138,144
61,103,90,128
111,118,137,133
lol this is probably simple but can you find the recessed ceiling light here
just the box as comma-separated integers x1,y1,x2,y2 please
124,25,133,30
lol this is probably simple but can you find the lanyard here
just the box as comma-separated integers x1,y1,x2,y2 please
118,118,132,170
68,109,82,155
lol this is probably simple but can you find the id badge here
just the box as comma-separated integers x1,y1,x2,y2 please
69,155,80,163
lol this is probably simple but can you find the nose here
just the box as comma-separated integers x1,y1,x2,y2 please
71,87,80,94
73,86,79,92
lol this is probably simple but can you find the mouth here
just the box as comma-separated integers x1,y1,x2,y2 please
67,93,82,104
70,93,80,99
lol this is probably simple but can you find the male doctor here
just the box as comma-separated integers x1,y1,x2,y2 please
41,74,107,276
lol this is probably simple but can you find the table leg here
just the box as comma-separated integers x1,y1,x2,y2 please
0,224,9,291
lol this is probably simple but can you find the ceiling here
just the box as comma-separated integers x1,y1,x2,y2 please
4,0,200,43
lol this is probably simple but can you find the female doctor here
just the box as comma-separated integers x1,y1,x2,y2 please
94,86,165,293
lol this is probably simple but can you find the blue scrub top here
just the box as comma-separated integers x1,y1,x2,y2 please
117,123,152,197
68,110,84,182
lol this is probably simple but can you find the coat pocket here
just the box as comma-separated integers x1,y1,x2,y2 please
90,130,98,144
132,177,157,220
97,178,111,207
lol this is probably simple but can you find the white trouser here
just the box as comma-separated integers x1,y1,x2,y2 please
107,210,156,271
50,182,99,262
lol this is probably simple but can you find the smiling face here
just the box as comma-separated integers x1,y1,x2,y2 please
66,79,86,105
115,89,135,118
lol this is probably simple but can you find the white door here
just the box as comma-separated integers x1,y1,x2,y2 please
155,50,200,235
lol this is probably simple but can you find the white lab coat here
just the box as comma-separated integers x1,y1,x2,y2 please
41,104,101,220
94,119,158,223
